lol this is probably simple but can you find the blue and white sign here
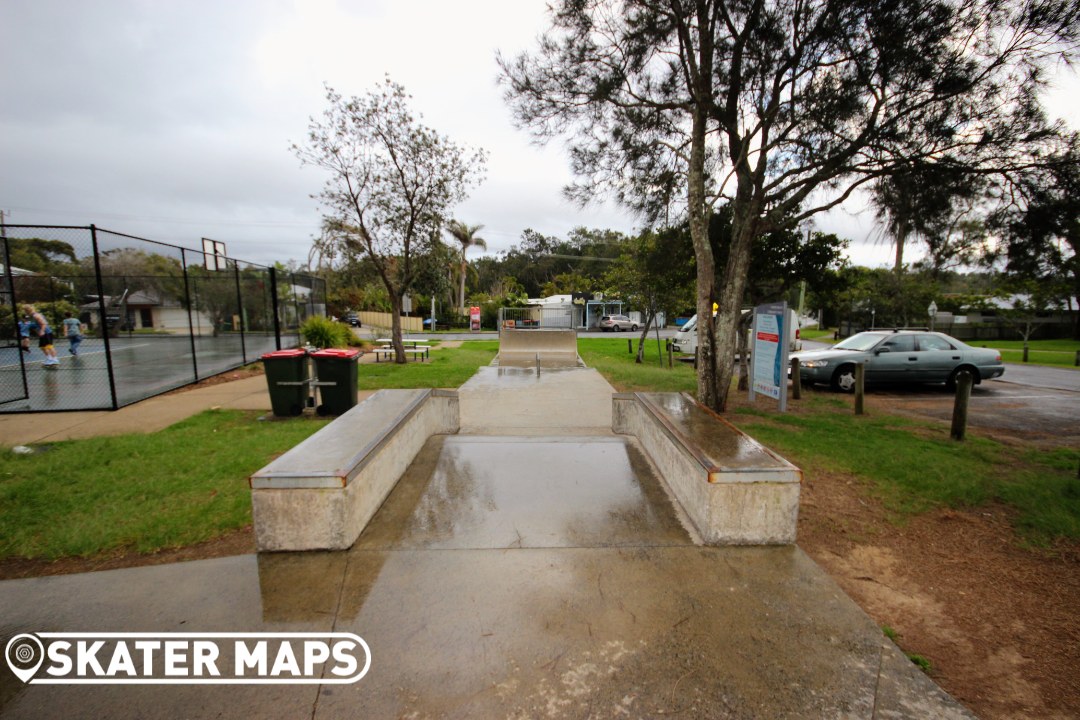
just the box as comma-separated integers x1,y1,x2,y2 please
749,301,789,412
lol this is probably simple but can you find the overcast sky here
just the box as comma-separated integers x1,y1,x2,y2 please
2,0,1077,270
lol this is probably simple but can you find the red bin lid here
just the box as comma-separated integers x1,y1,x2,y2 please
310,348,361,359
260,348,308,359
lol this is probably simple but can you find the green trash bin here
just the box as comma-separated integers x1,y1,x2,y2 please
261,348,310,416
310,348,361,416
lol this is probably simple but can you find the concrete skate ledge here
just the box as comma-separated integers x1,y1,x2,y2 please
613,392,801,545
250,388,459,551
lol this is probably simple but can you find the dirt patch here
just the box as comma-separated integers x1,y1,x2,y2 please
162,363,265,395
798,464,1080,720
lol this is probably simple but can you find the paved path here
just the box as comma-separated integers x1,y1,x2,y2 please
0,361,975,718
0,375,283,447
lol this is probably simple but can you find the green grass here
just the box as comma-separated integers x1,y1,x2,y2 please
6,337,1077,563
984,338,1080,352
800,328,837,342
996,349,1080,368
0,410,330,560
966,339,1080,369
730,394,1080,544
358,341,498,389
578,338,699,393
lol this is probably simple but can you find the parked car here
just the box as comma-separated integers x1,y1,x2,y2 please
342,312,361,327
791,330,1005,392
599,314,638,332
672,308,802,354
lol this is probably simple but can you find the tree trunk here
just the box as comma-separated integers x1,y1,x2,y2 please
635,309,655,364
893,220,909,273
737,311,752,391
459,254,467,313
390,293,406,364
688,114,718,409
714,196,759,412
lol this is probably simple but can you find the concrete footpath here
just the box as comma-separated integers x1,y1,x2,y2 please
0,366,975,718
0,375,274,447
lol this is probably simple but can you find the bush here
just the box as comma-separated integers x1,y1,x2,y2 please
300,315,352,348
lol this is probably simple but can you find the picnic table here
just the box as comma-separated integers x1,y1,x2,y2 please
374,341,430,362
376,338,430,348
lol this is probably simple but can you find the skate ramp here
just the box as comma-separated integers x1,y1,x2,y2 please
496,328,583,368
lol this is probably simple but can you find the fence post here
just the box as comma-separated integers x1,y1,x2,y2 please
180,249,201,380
950,371,973,441
1,221,30,402
790,358,801,400
232,260,247,364
269,266,282,351
90,225,120,410
854,364,866,416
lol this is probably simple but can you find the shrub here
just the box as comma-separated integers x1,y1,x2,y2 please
300,315,352,348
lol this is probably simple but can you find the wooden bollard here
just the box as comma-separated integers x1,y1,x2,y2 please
628,338,633,354
950,371,973,441
790,358,801,400
854,364,866,415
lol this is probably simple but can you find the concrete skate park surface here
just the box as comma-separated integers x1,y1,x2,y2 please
495,327,583,368
0,338,974,717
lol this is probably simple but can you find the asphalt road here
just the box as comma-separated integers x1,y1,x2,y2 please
996,362,1080,392
788,340,1080,444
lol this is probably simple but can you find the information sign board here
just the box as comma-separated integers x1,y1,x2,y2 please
749,301,789,412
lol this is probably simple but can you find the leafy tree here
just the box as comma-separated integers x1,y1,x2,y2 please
501,0,1078,411
605,228,695,362
446,220,488,312
293,79,486,361
870,161,986,274
5,238,78,273
990,141,1080,337
541,271,595,297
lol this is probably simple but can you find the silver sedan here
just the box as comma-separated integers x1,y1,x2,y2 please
791,331,1005,392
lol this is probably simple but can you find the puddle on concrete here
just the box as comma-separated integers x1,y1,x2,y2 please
355,435,691,550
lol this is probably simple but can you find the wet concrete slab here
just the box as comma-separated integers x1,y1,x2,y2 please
322,545,971,719
458,367,615,435
0,545,972,720
0,556,326,720
355,435,691,550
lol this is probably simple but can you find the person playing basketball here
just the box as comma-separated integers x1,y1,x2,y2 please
22,304,59,368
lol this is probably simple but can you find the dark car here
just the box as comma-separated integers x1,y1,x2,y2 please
342,312,361,327
791,330,1005,392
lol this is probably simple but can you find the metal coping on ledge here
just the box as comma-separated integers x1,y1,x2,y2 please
250,388,457,490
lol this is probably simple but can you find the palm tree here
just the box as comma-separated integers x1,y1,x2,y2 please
870,161,975,274
446,220,487,312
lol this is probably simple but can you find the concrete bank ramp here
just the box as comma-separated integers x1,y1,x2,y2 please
496,328,583,368
458,366,613,435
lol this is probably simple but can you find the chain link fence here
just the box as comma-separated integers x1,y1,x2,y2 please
0,225,325,413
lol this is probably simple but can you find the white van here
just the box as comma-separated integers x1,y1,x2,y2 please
672,308,802,355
